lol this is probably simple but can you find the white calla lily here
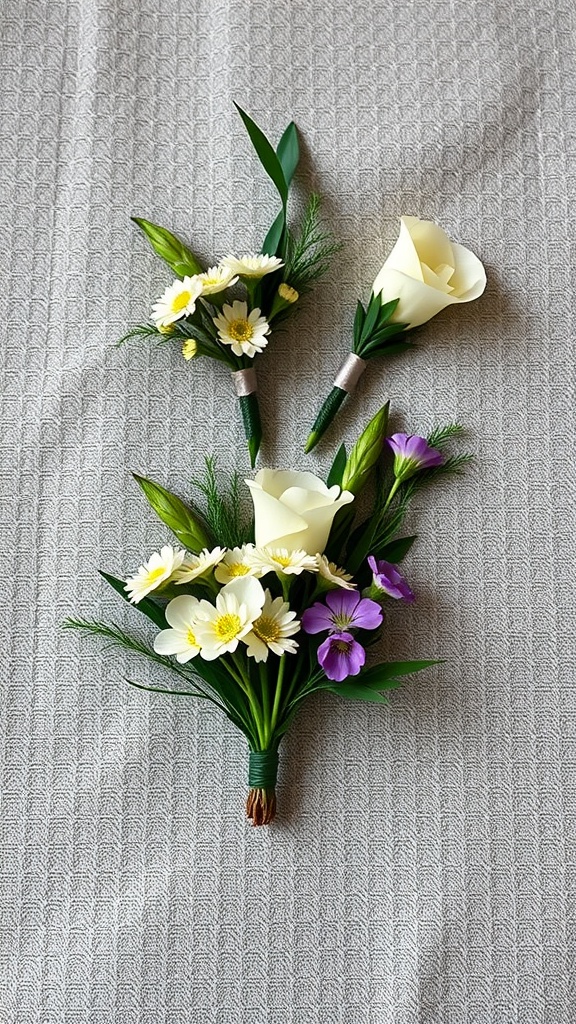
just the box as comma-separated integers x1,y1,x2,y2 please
245,469,354,556
372,216,486,329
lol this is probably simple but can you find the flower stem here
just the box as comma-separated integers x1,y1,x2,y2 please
383,478,401,511
225,655,267,748
269,655,286,740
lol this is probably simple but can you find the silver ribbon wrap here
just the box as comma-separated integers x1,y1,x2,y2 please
334,352,367,394
231,367,258,397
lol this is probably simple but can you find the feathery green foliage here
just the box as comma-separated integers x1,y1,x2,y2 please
191,457,252,549
284,194,342,293
116,324,163,348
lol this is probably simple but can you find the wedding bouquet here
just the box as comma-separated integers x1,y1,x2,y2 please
65,405,471,824
66,106,485,825
120,104,340,465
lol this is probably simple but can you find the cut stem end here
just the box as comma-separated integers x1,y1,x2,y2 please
246,787,277,826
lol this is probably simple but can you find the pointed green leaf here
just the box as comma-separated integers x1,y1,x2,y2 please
353,300,366,347
327,444,347,488
359,660,443,688
133,474,211,552
99,570,167,629
126,678,202,698
375,535,417,563
131,217,203,277
363,340,413,360
234,104,288,204
276,121,299,185
359,292,382,344
377,298,401,323
262,211,286,258
325,681,394,703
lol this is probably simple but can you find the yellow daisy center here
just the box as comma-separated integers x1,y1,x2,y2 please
228,318,254,342
227,563,250,578
214,613,242,643
274,555,293,568
202,275,220,286
171,290,191,313
146,567,166,585
186,628,197,647
253,615,281,645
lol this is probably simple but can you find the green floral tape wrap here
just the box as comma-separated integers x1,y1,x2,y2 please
248,749,279,789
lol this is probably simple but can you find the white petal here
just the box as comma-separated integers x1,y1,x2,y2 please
164,595,201,630
245,480,309,548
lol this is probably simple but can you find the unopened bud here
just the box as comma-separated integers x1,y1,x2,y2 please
182,339,198,361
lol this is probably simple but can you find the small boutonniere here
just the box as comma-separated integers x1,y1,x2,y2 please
120,105,340,466
305,216,486,451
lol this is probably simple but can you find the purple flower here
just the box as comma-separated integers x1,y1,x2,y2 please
387,433,444,482
302,588,383,635
317,631,366,681
367,556,415,603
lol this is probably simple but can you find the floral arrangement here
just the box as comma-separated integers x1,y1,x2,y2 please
66,408,472,824
121,104,340,466
66,108,485,825
306,216,486,451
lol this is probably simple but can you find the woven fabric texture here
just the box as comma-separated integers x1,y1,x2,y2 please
1,1,576,1021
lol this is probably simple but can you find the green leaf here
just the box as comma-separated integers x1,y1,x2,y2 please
325,681,393,703
341,402,389,496
324,503,356,564
377,298,400,323
345,518,378,575
133,474,211,552
98,570,167,629
262,212,285,258
276,121,299,186
376,535,417,563
327,444,347,488
234,104,288,204
359,292,382,345
364,340,413,360
353,300,366,346
131,217,203,277
126,679,203,698
359,660,443,688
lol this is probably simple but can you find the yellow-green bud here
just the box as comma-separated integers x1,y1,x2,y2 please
341,402,390,496
182,339,198,361
278,283,299,304
270,283,299,319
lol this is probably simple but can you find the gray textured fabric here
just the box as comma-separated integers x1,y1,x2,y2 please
1,0,576,1021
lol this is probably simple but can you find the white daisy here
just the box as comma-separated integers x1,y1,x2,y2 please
196,265,239,295
220,254,284,279
243,590,300,663
316,554,357,590
153,595,202,663
213,301,270,358
214,544,262,585
151,276,203,328
251,546,319,577
174,547,226,585
124,545,186,604
194,577,266,661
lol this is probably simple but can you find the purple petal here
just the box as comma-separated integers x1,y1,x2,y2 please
351,596,384,629
387,433,444,474
325,589,359,617
318,631,366,681
368,556,415,603
387,432,410,458
301,602,335,634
